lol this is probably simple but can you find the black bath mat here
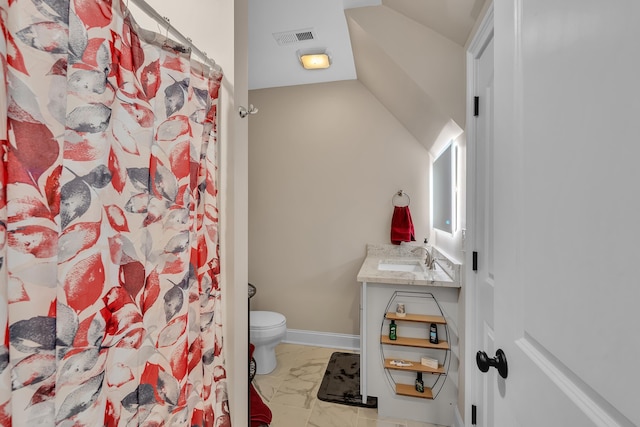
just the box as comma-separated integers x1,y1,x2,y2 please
317,352,377,408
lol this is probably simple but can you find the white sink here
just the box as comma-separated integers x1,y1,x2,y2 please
377,259,425,273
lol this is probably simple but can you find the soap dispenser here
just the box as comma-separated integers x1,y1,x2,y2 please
415,372,424,393
429,323,439,344
389,320,397,340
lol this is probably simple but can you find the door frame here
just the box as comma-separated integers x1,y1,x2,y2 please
464,3,494,426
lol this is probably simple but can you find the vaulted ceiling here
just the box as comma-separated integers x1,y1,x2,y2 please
249,0,488,152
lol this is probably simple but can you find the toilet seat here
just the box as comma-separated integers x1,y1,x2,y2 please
250,311,286,330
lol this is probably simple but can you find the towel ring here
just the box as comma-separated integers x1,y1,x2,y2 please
392,190,410,207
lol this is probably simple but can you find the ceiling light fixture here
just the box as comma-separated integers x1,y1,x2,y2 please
297,49,331,70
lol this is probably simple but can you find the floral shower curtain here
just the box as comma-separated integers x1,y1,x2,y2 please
0,0,230,426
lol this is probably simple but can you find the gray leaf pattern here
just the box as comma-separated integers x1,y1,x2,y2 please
157,370,180,406
60,179,91,229
124,193,149,214
55,302,78,347
58,348,100,386
0,347,8,374
8,70,46,123
122,383,155,411
66,103,111,133
55,372,104,423
67,9,87,62
164,78,189,116
15,22,68,53
83,164,112,188
127,168,151,192
12,353,56,389
153,163,179,202
68,69,107,95
32,0,70,23
163,286,184,322
164,231,189,254
10,316,57,353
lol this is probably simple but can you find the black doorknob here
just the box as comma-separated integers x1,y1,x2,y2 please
476,348,508,379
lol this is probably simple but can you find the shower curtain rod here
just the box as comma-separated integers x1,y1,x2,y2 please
128,0,220,71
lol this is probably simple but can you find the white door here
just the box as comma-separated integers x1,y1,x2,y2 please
475,1,640,426
467,14,495,427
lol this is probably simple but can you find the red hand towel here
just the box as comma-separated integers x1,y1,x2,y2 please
390,205,416,245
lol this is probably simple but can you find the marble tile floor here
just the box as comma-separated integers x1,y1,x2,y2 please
252,343,447,427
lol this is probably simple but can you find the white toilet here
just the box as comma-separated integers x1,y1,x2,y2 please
249,311,287,375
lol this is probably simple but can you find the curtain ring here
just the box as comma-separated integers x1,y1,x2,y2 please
163,16,171,40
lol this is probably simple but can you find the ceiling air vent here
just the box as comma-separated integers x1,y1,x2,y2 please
273,28,317,46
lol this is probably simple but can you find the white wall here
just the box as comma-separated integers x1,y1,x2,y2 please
248,80,432,336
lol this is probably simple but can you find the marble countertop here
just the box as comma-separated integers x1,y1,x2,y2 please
356,243,461,288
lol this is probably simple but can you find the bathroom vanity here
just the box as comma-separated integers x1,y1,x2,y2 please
357,243,461,426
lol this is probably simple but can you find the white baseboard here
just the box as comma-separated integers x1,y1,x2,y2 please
284,329,360,352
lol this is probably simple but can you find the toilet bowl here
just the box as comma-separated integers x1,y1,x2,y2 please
249,311,287,375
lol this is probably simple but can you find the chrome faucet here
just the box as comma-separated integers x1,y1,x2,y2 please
411,246,436,270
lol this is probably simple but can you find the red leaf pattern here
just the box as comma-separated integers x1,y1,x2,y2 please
141,60,161,99
105,204,129,232
108,146,126,193
2,1,226,424
8,195,54,223
58,221,101,263
63,252,106,313
9,120,59,187
64,130,109,161
5,25,28,75
107,234,137,265
74,0,113,29
169,140,191,180
142,269,160,314
72,314,103,347
119,261,145,300
80,37,109,68
8,225,58,258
